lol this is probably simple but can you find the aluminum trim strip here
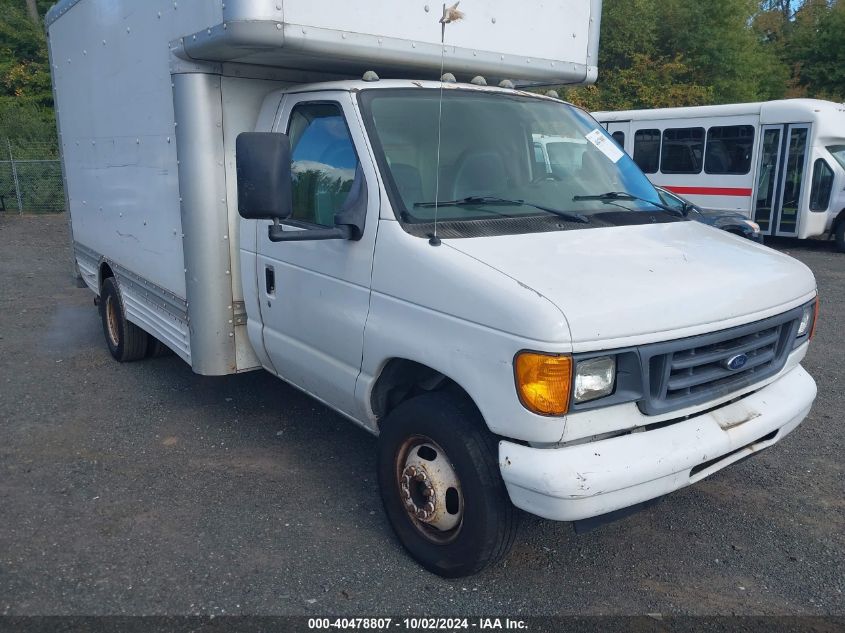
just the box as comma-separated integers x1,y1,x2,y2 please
73,242,189,323
45,0,85,29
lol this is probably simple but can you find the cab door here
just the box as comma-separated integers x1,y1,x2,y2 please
255,92,379,418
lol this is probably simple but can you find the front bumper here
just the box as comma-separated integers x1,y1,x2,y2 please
498,364,816,522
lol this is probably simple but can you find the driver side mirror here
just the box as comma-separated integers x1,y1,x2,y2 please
236,132,366,243
236,132,293,221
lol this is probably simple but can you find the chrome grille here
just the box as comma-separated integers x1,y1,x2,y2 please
638,308,802,416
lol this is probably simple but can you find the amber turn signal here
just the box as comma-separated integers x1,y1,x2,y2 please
514,352,573,416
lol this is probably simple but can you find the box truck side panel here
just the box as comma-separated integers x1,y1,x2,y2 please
47,0,227,363
47,0,281,373
47,0,225,297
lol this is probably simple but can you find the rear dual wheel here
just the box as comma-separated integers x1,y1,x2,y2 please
377,392,518,578
99,277,148,362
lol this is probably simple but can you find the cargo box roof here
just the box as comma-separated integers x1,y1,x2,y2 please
47,0,603,86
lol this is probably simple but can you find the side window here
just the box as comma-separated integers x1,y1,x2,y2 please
611,131,625,148
705,125,755,175
810,159,834,212
633,129,660,174
661,127,705,174
287,103,359,227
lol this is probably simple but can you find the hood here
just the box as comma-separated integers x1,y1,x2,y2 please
446,221,816,349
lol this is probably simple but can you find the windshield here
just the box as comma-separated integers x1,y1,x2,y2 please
828,145,845,171
358,89,666,228
657,188,686,213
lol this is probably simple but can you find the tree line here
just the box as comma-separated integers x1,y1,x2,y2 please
0,0,55,145
1,0,844,145
564,0,845,110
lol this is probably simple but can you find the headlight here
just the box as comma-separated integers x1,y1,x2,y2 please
514,352,572,416
797,297,819,339
574,356,616,403
742,219,761,233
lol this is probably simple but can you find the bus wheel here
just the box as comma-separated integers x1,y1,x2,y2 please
377,391,518,577
99,277,149,362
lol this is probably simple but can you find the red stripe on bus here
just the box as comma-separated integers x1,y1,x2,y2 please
663,186,753,197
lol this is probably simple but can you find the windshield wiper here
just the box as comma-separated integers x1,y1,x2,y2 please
572,191,685,217
414,196,589,224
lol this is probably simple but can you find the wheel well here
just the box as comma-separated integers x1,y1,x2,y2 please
99,262,114,291
371,359,473,427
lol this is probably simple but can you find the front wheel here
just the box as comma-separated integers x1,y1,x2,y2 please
377,392,518,577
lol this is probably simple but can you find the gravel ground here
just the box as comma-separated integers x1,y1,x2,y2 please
0,213,842,617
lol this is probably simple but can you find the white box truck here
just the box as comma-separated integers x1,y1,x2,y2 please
48,0,819,577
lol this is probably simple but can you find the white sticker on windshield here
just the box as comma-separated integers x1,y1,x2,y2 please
585,129,625,163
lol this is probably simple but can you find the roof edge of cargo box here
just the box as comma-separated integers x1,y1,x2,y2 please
47,0,602,86
171,20,597,86
45,0,81,28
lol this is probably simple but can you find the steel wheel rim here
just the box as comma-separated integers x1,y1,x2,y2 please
395,435,464,544
105,295,120,347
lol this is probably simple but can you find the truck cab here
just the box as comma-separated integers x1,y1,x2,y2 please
236,79,818,576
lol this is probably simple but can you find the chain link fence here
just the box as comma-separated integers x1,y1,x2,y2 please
0,139,65,214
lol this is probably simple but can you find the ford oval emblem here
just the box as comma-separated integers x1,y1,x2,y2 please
724,354,749,371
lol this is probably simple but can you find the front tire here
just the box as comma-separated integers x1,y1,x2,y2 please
99,277,148,362
377,392,518,577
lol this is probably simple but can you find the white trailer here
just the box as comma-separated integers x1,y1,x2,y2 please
594,100,845,250
49,0,819,577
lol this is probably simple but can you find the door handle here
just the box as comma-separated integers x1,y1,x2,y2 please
265,265,276,296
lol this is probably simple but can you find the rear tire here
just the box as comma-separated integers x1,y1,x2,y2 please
835,218,845,253
377,391,518,577
99,277,148,362
146,336,174,358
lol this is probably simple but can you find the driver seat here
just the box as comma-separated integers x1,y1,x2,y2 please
451,150,508,200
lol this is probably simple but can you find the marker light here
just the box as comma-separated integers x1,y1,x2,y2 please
514,352,572,416
574,356,616,403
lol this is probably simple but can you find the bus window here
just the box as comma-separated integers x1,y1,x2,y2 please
633,129,660,174
810,159,834,212
705,125,755,175
612,131,625,148
661,127,704,174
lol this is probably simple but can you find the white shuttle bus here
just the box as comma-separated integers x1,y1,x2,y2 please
594,100,845,251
